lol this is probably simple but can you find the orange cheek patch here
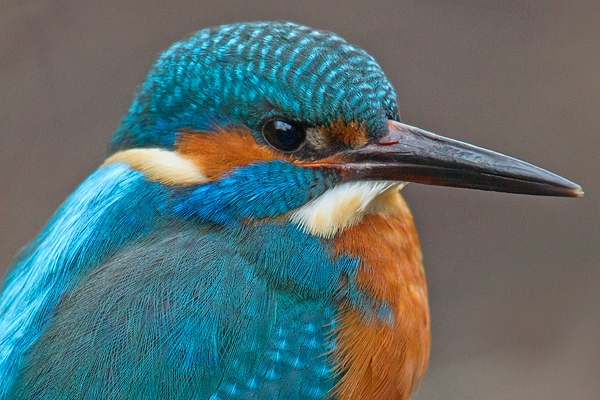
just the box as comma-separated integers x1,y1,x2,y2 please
326,119,369,148
331,197,430,400
176,128,287,180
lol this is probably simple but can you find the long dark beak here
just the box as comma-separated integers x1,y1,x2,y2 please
312,120,583,197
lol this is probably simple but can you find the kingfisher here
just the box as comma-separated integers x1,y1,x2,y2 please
0,22,583,400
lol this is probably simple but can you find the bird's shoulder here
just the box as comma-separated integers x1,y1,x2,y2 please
8,167,335,399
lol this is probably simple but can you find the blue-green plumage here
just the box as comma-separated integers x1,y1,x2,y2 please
1,160,361,398
0,165,164,396
174,161,339,223
110,21,399,153
8,222,345,399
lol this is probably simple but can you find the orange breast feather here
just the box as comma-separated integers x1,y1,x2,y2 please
331,193,430,400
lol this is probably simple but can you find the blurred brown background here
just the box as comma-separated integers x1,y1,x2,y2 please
0,1,598,398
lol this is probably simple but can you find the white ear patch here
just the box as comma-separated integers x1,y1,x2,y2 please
289,181,406,238
103,148,207,185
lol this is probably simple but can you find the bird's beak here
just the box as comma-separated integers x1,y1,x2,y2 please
311,120,583,197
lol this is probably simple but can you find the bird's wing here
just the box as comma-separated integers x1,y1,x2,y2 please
6,220,277,399
1,162,336,399
0,162,170,397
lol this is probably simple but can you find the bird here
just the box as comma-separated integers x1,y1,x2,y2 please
0,21,583,400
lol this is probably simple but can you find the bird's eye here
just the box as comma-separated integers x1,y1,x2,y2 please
262,119,306,152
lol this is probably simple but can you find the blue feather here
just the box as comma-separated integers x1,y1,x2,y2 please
6,220,343,398
174,161,339,224
1,161,385,399
0,163,167,396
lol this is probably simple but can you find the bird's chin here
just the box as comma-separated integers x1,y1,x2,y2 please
288,180,406,238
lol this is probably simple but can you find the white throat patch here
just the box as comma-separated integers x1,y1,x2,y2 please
289,181,406,238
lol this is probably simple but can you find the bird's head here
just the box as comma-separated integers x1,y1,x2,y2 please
105,21,582,236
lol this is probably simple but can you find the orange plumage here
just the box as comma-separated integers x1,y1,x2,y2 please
331,193,430,400
177,128,285,180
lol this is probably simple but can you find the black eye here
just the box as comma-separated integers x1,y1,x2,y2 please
262,119,306,152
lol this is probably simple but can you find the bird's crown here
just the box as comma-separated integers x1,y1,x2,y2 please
110,21,399,156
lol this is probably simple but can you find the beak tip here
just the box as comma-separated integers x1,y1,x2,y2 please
572,185,585,198
554,176,584,198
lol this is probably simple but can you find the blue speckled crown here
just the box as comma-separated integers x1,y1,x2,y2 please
110,21,399,152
